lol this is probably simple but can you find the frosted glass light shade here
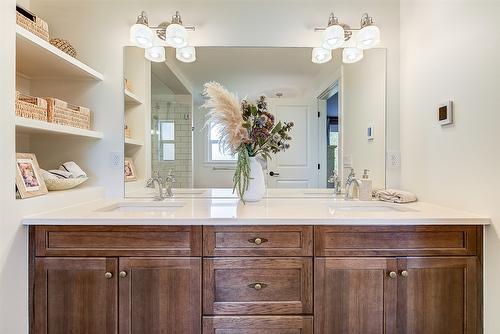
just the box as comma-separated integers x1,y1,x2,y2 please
130,23,154,49
312,47,332,64
145,46,166,62
176,46,196,63
322,25,345,50
342,47,364,64
357,25,380,49
165,23,188,48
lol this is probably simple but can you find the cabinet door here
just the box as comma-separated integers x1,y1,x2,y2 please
34,257,118,334
118,257,201,334
203,316,313,334
314,258,397,334
397,257,478,334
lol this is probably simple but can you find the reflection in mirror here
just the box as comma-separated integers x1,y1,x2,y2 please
124,47,386,197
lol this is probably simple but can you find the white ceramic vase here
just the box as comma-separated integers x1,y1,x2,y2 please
241,157,266,202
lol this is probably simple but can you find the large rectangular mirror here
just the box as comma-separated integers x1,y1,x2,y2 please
123,47,387,197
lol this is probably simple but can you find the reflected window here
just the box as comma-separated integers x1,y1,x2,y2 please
159,121,175,161
208,123,237,162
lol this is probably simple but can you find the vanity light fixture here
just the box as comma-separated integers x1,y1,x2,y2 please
312,47,332,64
313,12,380,64
130,11,196,63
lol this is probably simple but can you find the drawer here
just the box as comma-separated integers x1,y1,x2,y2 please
203,226,313,256
315,225,480,257
203,316,313,334
32,226,202,256
203,258,313,315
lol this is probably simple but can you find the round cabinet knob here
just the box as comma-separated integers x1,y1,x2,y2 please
104,272,113,279
119,271,128,278
401,270,409,277
254,238,262,245
388,271,397,279
254,283,262,290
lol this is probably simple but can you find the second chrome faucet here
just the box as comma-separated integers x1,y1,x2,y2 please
146,170,176,200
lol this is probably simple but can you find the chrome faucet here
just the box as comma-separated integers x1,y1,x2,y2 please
345,168,362,200
328,170,342,196
146,170,176,200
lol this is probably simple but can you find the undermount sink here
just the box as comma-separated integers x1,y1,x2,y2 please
98,201,185,213
325,202,417,213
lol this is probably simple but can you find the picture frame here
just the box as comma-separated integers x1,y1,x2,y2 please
15,153,48,199
124,157,137,181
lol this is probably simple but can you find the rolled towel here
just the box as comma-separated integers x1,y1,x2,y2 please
60,161,87,178
49,169,74,179
39,169,58,180
374,189,417,204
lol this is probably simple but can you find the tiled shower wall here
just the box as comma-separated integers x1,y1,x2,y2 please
151,98,192,188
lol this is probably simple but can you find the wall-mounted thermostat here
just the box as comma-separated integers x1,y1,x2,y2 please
438,100,453,125
367,125,375,141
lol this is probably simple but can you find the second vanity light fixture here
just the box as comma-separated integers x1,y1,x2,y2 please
312,12,380,64
130,11,196,63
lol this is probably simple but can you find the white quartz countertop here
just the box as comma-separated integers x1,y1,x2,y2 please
22,189,490,226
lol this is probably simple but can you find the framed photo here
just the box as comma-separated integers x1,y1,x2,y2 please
15,153,48,199
124,157,137,182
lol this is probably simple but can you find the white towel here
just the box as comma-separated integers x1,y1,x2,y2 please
39,169,58,180
49,169,74,179
374,189,417,204
60,161,87,178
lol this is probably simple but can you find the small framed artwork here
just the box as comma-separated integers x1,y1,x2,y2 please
124,157,137,182
15,153,48,199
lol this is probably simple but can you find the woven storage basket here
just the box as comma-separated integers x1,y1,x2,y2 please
16,91,48,121
16,9,49,42
50,38,77,58
45,98,91,130
44,177,88,191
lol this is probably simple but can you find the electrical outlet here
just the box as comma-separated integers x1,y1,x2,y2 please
110,152,122,169
387,151,401,169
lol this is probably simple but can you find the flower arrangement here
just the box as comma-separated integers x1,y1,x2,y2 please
202,82,294,200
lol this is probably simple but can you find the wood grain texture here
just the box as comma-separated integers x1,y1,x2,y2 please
34,225,202,256
314,257,397,334
203,226,313,256
203,258,313,315
203,316,313,334
315,225,478,257
118,257,201,334
34,257,117,334
397,257,478,334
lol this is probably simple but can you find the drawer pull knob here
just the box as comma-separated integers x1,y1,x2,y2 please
104,272,113,279
119,271,128,278
248,282,267,290
388,271,397,279
401,270,409,277
249,237,268,245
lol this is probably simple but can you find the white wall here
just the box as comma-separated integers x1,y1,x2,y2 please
400,0,500,332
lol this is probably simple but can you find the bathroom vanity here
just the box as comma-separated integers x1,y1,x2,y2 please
24,197,488,334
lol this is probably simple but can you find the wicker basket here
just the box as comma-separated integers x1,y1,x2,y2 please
50,38,77,58
45,98,91,130
16,7,49,42
44,177,88,191
124,126,132,139
15,91,48,121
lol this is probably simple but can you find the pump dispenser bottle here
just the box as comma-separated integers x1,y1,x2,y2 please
359,169,373,201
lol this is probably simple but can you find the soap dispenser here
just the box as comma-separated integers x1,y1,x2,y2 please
359,169,373,201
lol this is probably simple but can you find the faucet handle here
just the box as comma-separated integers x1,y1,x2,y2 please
165,169,176,183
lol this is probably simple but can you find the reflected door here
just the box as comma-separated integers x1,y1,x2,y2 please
267,98,319,188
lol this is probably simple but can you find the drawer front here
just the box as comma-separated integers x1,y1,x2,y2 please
203,226,313,256
33,226,202,256
203,316,313,334
203,258,313,315
315,225,479,257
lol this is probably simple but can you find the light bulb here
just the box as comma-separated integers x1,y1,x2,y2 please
145,46,165,62
357,25,380,49
312,47,332,64
166,23,188,48
342,47,363,64
176,46,196,63
322,25,345,50
130,23,154,49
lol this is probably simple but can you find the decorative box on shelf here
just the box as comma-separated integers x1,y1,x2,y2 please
16,6,49,42
45,98,92,130
15,91,48,121
124,125,132,139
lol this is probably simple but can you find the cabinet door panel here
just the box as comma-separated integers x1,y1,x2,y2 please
34,257,117,334
398,257,478,334
119,257,201,334
203,316,313,334
314,258,397,334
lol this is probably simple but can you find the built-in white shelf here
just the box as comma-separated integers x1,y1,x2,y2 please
125,137,144,147
16,25,104,80
124,89,144,105
15,117,104,139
